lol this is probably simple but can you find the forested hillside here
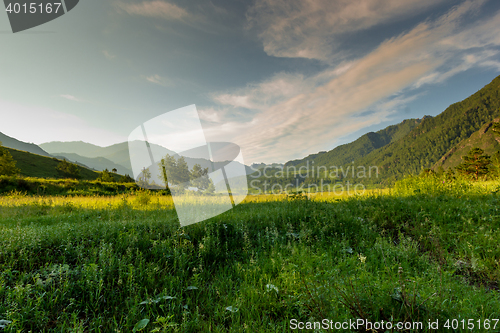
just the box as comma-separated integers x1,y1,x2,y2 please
356,75,500,182
285,118,423,169
282,75,500,185
433,120,500,170
5,148,103,180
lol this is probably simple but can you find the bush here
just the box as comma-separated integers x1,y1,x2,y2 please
134,191,151,206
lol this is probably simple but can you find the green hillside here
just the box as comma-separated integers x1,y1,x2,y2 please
433,119,500,170
355,75,500,182
285,118,423,169
276,75,500,187
6,147,118,181
0,132,52,157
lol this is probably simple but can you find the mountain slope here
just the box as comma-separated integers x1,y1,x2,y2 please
0,132,52,157
433,120,500,170
5,148,103,180
41,141,176,172
355,75,500,182
41,141,254,177
285,118,423,169
53,152,133,175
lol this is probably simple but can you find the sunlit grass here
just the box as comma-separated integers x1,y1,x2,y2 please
0,177,499,331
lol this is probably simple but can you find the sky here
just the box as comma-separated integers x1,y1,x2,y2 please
1,0,500,164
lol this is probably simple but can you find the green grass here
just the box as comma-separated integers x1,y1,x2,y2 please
0,176,139,196
6,148,125,181
0,179,499,332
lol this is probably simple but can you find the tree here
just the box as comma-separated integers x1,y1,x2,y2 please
112,168,117,173
119,174,135,183
206,181,215,194
456,147,492,181
190,163,211,190
158,155,175,190
56,159,80,179
138,167,151,187
98,168,114,182
158,155,190,188
0,141,19,176
175,157,191,187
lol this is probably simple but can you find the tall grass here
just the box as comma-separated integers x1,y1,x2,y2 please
0,178,499,331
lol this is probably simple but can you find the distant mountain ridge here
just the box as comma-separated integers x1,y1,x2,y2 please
41,141,254,177
53,153,133,176
0,132,52,157
38,141,103,157
41,141,175,175
285,117,424,169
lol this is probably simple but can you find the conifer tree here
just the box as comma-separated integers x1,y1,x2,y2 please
456,148,492,181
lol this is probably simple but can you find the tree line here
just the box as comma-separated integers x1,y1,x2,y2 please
137,154,215,193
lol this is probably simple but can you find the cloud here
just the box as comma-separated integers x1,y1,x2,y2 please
247,0,452,61
60,94,82,102
211,66,352,112
145,74,170,86
208,0,500,163
198,107,223,124
117,1,190,20
103,50,116,60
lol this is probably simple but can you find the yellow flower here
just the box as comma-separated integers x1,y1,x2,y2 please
358,254,366,263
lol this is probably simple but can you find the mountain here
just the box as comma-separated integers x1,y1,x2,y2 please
41,141,254,177
354,75,500,182
433,119,500,170
251,163,284,169
281,74,500,184
41,141,176,173
0,132,52,157
285,118,424,169
5,147,105,180
38,141,103,157
52,152,133,176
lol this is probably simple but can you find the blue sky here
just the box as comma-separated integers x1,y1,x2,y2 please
1,0,500,164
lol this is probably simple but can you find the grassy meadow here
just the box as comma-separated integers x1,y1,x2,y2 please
0,177,499,332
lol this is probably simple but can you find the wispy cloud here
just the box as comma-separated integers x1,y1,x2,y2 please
145,74,170,86
206,0,500,163
103,50,116,60
117,0,190,20
247,0,452,61
60,94,82,102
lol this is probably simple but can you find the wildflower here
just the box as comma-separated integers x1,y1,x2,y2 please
358,254,366,263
